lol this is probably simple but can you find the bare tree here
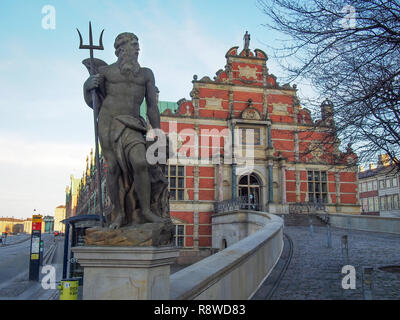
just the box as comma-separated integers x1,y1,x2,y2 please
257,0,400,169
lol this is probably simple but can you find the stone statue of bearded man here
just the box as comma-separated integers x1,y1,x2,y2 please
82,32,172,243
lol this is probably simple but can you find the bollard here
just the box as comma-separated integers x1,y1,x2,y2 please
309,218,314,237
362,267,373,300
327,224,332,248
347,216,351,234
58,278,79,300
341,235,349,265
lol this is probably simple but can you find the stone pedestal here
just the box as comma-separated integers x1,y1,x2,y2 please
72,246,179,300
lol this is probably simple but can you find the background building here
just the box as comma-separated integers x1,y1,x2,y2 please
359,154,400,217
54,205,66,233
0,218,24,234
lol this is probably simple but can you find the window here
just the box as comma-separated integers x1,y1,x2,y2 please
362,198,368,212
387,195,393,211
367,181,373,191
374,196,379,212
392,177,398,187
173,224,185,247
307,171,328,203
386,178,391,189
368,198,374,212
238,174,261,211
379,180,385,189
163,165,185,200
380,196,387,211
393,194,399,210
239,128,261,145
372,180,377,190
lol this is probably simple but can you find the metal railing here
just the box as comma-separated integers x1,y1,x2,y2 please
214,196,261,214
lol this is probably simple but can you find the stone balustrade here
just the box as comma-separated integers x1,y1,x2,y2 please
327,213,400,234
170,211,283,300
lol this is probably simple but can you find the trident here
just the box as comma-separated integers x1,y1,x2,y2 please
77,22,105,227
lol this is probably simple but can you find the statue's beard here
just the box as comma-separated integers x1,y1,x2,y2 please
118,50,140,77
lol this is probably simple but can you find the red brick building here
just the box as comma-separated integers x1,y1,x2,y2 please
160,33,359,260
69,33,360,262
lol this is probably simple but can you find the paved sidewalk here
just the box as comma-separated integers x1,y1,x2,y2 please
268,226,400,300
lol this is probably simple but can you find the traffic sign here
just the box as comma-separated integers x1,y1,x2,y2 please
32,222,42,231
32,215,43,223
29,215,42,281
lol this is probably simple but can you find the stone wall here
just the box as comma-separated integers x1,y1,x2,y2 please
328,213,400,234
170,212,283,300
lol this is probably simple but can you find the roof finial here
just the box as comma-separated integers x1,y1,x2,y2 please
243,31,250,50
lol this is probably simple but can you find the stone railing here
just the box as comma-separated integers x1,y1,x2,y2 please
326,213,400,234
170,211,283,300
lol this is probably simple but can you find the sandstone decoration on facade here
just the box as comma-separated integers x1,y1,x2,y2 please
238,65,257,80
205,97,223,110
241,106,262,120
308,140,325,163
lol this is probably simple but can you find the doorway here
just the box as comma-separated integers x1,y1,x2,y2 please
238,173,261,211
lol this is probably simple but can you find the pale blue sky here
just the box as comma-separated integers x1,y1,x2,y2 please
0,0,316,219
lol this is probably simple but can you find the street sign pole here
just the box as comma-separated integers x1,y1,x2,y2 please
29,213,43,281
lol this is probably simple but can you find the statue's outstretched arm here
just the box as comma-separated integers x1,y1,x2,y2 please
145,68,161,129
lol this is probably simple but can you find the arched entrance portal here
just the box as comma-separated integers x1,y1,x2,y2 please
238,173,261,211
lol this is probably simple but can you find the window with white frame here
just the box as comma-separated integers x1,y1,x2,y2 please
307,170,328,203
362,198,368,212
173,224,185,247
393,194,399,210
368,198,374,212
380,196,387,210
387,195,393,210
163,165,185,200
374,196,379,212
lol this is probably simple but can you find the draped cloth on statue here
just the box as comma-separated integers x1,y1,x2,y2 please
108,115,170,226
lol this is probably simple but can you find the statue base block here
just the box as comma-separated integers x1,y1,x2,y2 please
85,222,174,246
72,246,179,300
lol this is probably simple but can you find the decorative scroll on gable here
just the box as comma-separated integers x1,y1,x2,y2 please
175,100,194,117
225,46,239,58
254,49,268,60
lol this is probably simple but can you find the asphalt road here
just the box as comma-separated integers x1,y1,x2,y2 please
0,233,63,299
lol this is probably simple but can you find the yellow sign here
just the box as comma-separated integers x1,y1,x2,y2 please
31,253,39,260
59,280,79,300
32,215,43,223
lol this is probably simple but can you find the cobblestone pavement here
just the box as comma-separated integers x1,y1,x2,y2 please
269,226,400,300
